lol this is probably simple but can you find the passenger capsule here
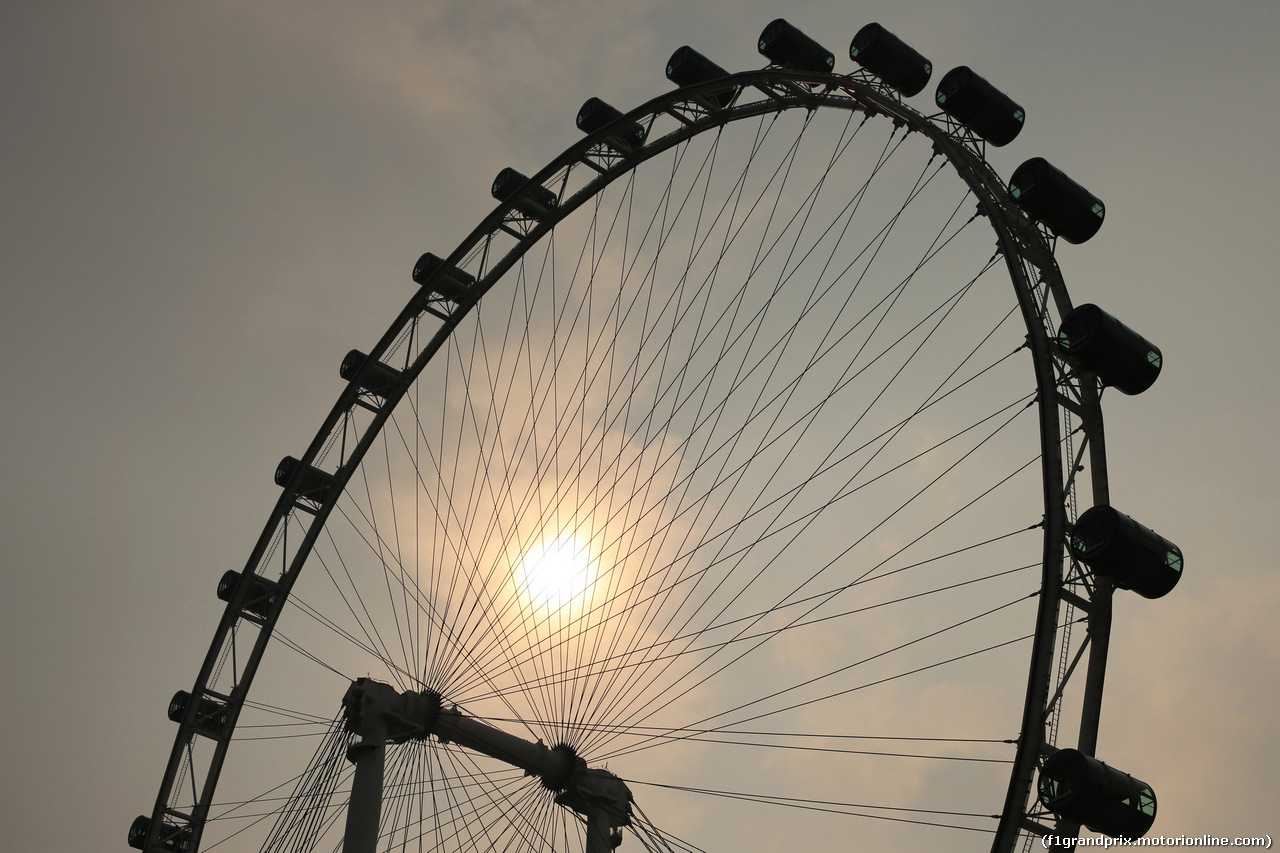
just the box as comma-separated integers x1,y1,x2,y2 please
758,19,835,74
412,252,477,304
935,66,1025,146
340,349,404,398
168,690,229,740
216,569,280,619
576,97,646,151
1009,157,1105,244
492,167,558,219
127,816,150,851
1059,304,1162,395
1038,749,1156,840
666,46,738,110
274,456,339,503
1070,505,1183,599
128,816,192,852
849,23,931,97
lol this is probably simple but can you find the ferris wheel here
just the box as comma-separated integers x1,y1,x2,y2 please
131,19,1181,853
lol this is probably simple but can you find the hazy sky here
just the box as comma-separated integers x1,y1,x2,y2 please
3,1,1278,850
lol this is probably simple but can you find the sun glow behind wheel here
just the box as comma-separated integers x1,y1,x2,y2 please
154,58,1099,851
514,536,598,614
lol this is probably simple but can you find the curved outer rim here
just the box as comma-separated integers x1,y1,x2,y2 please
142,66,1106,853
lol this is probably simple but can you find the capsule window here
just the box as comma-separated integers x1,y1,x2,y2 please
1142,787,1156,815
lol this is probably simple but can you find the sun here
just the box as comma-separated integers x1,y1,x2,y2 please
515,535,595,612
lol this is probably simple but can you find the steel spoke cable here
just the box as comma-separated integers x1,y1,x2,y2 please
441,344,1028,703
273,626,373,682
368,391,1029,732
380,426,417,687
593,575,1032,755
605,628,1040,765
559,247,1003,584
585,407,1038,756
458,129,952,727
460,121,773,742
640,591,1029,737
629,798,706,853
451,525,1034,706
576,298,1024,722
565,138,722,744
284,589,409,677
443,304,552,711
463,126,752,627
239,698,335,725
570,106,831,744
417,116,819,696
577,384,1032,741
444,389,1033,709
414,358,425,690
487,719,1012,747
624,778,996,832
591,440,1037,753
355,450,416,684
404,124,773,712
455,560,1034,707
304,515,409,690
204,716,346,830
252,716,349,853
386,402,543,705
583,111,877,703
383,744,539,852
426,745,559,853
445,109,793,650
424,331,563,729
550,125,772,742
429,264,580,722
535,147,962,712
199,763,521,821
435,317,1024,691
334,403,562,741
581,163,963,730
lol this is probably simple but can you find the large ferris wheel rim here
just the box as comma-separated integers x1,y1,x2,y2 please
145,62,1089,853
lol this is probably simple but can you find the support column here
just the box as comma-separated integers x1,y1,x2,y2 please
584,804,616,853
343,741,385,853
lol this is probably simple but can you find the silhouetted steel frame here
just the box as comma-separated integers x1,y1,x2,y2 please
143,67,1107,853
